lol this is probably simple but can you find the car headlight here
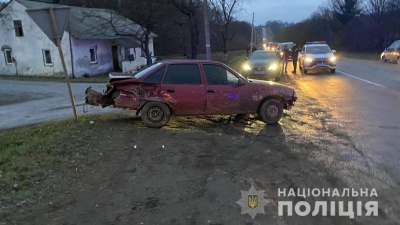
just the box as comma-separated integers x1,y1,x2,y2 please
329,56,336,62
268,64,278,70
243,64,252,71
305,57,314,63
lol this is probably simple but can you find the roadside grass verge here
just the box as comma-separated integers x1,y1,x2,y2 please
0,113,130,197
0,50,249,198
338,52,380,61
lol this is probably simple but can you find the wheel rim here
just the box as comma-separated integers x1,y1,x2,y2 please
266,104,279,118
147,106,164,122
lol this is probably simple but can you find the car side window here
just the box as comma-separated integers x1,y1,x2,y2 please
163,64,202,85
203,64,238,85
144,66,165,83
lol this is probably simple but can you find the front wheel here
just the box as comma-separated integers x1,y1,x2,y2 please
330,69,336,73
302,67,308,74
141,102,171,128
258,99,283,125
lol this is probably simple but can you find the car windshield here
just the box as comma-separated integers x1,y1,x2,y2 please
306,45,331,54
250,52,277,60
132,62,163,79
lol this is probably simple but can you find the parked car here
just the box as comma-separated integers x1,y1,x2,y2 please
298,41,336,74
381,40,400,65
277,42,295,60
85,60,297,128
267,42,279,51
242,50,281,81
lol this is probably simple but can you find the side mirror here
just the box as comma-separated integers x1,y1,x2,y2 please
332,50,336,53
237,78,246,86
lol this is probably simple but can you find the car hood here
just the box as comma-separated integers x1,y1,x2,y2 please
249,59,277,67
305,52,334,58
247,79,296,101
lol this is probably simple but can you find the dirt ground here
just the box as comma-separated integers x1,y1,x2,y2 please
0,75,387,225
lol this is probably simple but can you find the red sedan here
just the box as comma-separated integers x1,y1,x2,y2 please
85,60,297,128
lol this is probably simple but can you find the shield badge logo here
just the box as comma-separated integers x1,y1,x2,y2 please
248,195,258,209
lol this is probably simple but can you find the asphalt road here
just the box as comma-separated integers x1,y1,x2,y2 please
289,57,400,224
0,80,126,130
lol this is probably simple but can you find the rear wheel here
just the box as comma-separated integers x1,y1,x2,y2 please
141,102,171,128
258,99,283,125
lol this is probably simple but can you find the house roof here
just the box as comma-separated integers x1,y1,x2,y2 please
16,0,157,42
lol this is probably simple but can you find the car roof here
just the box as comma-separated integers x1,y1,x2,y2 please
305,44,329,47
160,59,222,64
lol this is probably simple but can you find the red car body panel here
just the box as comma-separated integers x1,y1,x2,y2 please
85,60,297,116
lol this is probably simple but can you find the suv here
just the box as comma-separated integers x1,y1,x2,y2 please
381,40,400,65
277,42,294,60
299,41,336,74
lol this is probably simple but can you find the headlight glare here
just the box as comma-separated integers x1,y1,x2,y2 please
329,56,336,62
305,57,313,63
243,64,252,71
268,64,278,70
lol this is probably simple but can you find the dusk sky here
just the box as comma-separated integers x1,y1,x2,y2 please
238,0,327,25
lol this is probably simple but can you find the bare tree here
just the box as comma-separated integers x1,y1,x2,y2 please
329,0,364,25
169,0,202,59
120,0,165,65
209,0,244,60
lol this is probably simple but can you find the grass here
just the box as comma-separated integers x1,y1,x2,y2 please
338,52,381,61
0,51,249,197
0,113,129,196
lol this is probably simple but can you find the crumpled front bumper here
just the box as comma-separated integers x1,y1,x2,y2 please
85,87,107,107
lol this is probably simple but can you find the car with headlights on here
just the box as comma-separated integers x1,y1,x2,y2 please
277,42,294,60
299,41,337,74
85,59,297,128
381,40,400,65
242,50,281,81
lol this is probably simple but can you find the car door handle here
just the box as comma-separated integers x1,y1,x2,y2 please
166,89,175,93
207,89,215,93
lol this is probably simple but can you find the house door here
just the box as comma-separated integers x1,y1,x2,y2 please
112,45,121,71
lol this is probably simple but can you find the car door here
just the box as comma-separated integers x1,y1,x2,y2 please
202,64,250,115
161,64,207,116
386,42,396,62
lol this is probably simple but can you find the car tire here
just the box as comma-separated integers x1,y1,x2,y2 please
141,102,171,128
397,57,400,65
330,69,336,73
258,99,283,125
275,76,281,81
302,67,308,74
382,56,387,62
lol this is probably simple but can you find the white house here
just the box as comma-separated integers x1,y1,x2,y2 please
0,0,156,77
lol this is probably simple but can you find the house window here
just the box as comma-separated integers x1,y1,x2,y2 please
89,46,97,63
13,20,24,37
4,49,13,64
42,49,53,66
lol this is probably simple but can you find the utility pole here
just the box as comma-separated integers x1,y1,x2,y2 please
203,0,211,60
250,12,254,52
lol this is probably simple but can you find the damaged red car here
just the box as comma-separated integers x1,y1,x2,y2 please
85,60,297,128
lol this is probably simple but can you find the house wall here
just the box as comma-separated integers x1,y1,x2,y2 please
69,38,114,77
0,0,73,77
